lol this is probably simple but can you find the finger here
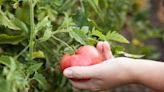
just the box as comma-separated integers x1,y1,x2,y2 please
96,41,114,60
96,41,104,53
96,41,106,60
63,66,96,79
69,80,91,90
103,41,114,59
69,80,98,91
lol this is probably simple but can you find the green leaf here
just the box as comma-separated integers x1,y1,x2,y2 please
112,46,125,56
112,46,144,58
0,78,10,92
0,0,4,5
93,0,99,6
122,52,144,58
12,18,29,33
32,51,45,59
36,16,51,33
87,37,97,45
86,0,101,16
0,14,20,30
38,29,52,42
0,34,25,44
33,73,48,90
87,18,101,30
15,1,30,25
69,28,87,45
26,63,43,75
0,56,12,68
92,30,106,40
113,46,125,52
0,56,17,72
85,0,104,22
106,31,129,43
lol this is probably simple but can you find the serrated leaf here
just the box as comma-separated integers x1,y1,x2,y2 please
0,14,20,30
36,16,51,33
38,29,52,42
0,56,17,71
0,56,12,68
69,28,87,45
106,31,129,43
33,73,48,90
92,30,106,40
26,63,43,75
0,34,25,44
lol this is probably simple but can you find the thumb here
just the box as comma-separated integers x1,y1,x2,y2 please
103,41,114,59
63,66,96,79
96,41,114,60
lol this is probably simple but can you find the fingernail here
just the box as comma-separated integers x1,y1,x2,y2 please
64,69,73,77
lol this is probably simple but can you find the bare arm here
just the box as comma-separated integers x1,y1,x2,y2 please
129,58,164,91
63,57,164,91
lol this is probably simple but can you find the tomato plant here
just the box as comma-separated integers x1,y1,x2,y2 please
0,0,163,92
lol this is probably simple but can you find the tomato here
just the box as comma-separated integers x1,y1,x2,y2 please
76,45,103,65
60,54,92,72
60,53,71,72
60,45,103,72
60,45,104,82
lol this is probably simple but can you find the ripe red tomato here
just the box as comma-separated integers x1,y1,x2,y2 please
60,54,92,72
60,45,104,81
60,45,103,72
76,45,103,65
60,42,112,81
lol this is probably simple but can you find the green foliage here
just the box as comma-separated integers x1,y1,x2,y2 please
0,34,25,44
0,0,163,92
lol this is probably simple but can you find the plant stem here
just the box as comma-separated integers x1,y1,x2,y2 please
29,0,35,61
14,45,29,60
51,35,75,54
52,29,68,35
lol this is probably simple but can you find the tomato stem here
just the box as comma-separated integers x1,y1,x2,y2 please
14,45,29,60
52,29,68,35
51,35,75,54
29,0,35,61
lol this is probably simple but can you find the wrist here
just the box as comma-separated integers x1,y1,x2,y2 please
118,57,139,84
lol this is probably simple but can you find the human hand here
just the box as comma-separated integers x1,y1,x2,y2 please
63,41,164,91
63,42,135,91
63,57,135,91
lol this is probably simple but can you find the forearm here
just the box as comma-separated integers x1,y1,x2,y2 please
128,59,164,91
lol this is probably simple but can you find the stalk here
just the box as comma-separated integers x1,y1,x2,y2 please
29,0,35,61
51,36,75,54
14,45,29,60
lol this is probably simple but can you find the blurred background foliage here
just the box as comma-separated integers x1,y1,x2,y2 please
0,0,163,92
